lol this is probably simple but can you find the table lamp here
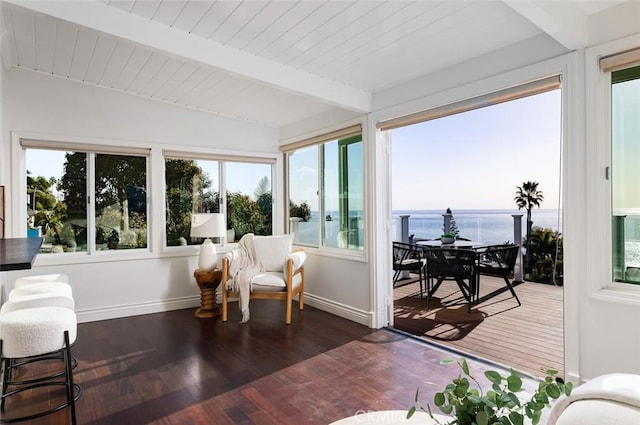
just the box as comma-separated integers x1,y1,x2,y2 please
190,213,225,271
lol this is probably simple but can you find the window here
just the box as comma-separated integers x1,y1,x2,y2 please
284,127,364,251
165,158,220,246
164,152,274,247
25,144,149,254
611,65,640,284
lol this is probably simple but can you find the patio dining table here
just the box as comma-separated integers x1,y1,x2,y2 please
416,239,485,249
416,240,484,309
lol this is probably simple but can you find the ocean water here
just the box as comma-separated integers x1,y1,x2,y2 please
393,209,562,245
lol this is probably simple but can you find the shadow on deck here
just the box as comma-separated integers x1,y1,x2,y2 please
393,274,564,378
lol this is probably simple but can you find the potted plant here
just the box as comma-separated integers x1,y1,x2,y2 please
408,358,572,425
441,233,456,244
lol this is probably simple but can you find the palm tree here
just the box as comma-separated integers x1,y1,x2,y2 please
514,181,544,272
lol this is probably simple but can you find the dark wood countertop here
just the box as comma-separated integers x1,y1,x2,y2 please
0,238,43,271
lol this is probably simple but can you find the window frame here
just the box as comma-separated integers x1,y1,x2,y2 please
283,127,365,253
16,135,152,263
586,35,640,303
162,150,277,251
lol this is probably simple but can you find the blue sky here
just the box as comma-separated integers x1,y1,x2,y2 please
391,89,562,210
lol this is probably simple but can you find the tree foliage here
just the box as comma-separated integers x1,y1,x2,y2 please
514,181,544,271
253,176,270,199
165,159,214,244
525,226,563,285
227,191,270,239
514,181,544,221
256,192,273,235
289,200,311,222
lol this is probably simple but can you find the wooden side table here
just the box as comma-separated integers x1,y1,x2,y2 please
193,268,223,319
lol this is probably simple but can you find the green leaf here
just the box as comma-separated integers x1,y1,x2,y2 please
505,392,521,407
507,373,523,392
485,371,502,385
441,358,455,365
483,396,497,409
534,391,549,405
545,385,561,399
528,402,544,411
435,392,446,406
565,381,574,396
414,388,420,402
407,406,416,418
531,409,542,425
477,410,490,425
461,358,470,375
509,411,524,425
440,404,453,414
468,394,482,404
498,416,511,425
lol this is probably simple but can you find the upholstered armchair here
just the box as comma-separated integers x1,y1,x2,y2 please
221,234,305,324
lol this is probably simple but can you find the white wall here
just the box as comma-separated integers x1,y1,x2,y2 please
0,67,279,322
0,3,5,291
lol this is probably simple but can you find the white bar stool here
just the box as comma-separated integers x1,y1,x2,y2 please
1,293,75,314
0,307,81,424
8,282,72,300
14,273,69,287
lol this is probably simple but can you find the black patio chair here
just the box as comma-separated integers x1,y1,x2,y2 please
477,244,521,306
423,247,478,312
392,241,426,298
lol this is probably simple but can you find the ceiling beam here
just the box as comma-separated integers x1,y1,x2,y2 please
504,0,588,50
5,0,372,113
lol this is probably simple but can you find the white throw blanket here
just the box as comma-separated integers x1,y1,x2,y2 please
225,233,263,323
546,373,640,425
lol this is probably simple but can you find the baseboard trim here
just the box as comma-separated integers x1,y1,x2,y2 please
302,293,373,327
76,294,373,328
76,296,200,323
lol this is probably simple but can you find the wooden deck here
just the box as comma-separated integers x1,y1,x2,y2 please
393,274,564,378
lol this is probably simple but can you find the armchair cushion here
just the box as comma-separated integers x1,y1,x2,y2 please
252,272,287,288
254,234,293,272
251,272,303,291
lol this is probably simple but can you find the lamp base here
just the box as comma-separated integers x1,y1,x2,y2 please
198,239,218,271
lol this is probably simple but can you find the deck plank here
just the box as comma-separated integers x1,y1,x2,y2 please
393,275,564,378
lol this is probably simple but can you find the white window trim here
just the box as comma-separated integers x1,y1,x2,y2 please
586,33,640,305
161,148,278,252
284,126,366,255
13,132,155,265
368,53,578,377
12,132,283,266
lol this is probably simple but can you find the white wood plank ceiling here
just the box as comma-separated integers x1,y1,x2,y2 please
0,1,625,128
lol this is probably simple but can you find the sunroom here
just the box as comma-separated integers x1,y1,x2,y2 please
1,1,640,405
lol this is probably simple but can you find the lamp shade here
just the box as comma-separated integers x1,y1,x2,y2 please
190,213,226,271
190,213,225,239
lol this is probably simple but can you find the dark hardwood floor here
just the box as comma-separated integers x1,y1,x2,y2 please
2,300,540,425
